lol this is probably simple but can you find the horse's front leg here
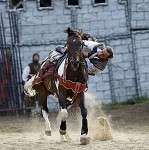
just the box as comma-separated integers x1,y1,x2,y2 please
57,91,68,142
78,92,90,145
40,89,51,136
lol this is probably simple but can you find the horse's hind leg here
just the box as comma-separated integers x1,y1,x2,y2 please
78,93,90,145
39,85,51,136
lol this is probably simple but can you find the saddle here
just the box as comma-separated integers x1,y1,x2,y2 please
32,52,66,91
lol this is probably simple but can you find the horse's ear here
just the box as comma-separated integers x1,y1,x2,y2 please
64,27,71,36
79,29,84,37
75,29,84,37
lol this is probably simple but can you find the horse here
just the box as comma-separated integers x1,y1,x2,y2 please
24,27,89,144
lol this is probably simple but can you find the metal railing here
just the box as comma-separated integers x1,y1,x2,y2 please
0,12,23,115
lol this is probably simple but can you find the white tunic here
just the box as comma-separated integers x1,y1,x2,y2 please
83,40,104,75
22,66,30,82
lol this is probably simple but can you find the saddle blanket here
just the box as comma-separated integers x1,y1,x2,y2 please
32,55,66,89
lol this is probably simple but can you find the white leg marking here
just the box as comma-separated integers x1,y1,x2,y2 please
42,109,51,135
59,108,68,121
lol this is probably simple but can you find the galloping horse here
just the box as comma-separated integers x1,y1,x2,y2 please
24,28,89,144
56,28,89,144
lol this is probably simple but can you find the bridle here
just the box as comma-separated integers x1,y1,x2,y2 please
66,35,84,71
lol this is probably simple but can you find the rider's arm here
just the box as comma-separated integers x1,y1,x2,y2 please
85,58,102,75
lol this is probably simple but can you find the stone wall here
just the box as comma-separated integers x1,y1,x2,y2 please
0,0,149,107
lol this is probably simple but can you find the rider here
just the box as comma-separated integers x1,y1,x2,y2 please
54,37,114,75
82,40,113,75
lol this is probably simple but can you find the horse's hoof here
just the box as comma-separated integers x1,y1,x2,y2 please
80,134,90,145
60,134,67,142
45,130,51,136
59,129,66,135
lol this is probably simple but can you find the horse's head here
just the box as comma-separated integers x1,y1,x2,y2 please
65,27,84,71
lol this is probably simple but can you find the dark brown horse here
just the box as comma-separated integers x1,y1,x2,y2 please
56,28,89,144
24,28,89,144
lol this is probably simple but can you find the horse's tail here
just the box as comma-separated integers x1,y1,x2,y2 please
24,75,36,97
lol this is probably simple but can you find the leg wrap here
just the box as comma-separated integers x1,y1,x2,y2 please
60,121,66,131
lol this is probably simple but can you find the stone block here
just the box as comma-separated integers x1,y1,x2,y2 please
89,75,102,83
139,65,149,73
141,39,149,48
97,82,110,91
113,27,127,34
97,12,112,21
102,99,112,104
137,21,149,27
89,5,104,13
114,45,129,54
145,12,149,20
131,21,137,27
140,73,147,82
78,5,89,14
111,54,123,63
83,0,91,5
112,71,125,80
120,19,127,27
33,9,49,17
137,3,149,11
141,81,149,90
82,13,97,22
131,0,144,4
21,17,27,25
105,19,120,28
22,26,34,35
112,11,125,19
137,47,149,57
34,25,49,34
27,16,42,25
131,4,137,11
131,12,144,20
90,21,105,30
57,15,71,23
109,39,121,46
135,33,149,40
124,70,135,79
77,22,90,31
104,90,111,99
117,61,132,71
114,88,126,96
102,73,109,82
122,53,133,62
42,16,57,24
21,46,30,52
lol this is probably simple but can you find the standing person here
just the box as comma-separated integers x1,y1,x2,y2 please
22,53,40,82
22,53,40,116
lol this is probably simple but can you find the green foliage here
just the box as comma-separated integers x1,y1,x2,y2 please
102,97,149,109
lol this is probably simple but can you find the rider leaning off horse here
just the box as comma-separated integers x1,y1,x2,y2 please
54,37,114,76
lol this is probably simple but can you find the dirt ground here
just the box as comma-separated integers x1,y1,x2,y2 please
0,103,149,150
